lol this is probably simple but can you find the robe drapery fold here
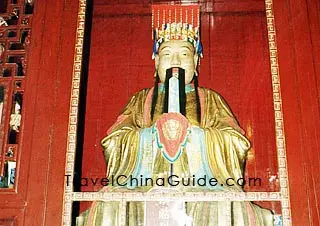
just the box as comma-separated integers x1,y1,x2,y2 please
77,87,273,226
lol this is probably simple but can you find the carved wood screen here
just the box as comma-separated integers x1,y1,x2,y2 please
62,0,292,225
0,0,34,190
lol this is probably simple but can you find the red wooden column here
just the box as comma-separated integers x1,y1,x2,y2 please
274,0,320,225
19,0,79,225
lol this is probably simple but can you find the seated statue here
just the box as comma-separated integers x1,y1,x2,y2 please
77,6,274,226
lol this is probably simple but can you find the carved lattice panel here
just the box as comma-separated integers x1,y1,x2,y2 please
0,0,34,189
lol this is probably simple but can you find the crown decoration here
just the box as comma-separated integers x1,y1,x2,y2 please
152,5,203,59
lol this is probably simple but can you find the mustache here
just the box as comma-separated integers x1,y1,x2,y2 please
151,68,201,123
165,67,185,79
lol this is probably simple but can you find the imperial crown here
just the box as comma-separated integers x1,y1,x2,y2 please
152,5,203,58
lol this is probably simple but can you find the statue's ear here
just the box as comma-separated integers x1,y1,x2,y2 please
155,54,159,71
194,54,199,69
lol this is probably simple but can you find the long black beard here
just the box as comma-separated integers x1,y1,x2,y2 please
151,68,201,123
163,68,186,115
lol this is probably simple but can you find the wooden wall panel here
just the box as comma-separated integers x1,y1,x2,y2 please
200,12,278,193
274,0,320,225
81,6,154,194
308,0,320,101
19,0,78,225
42,1,79,225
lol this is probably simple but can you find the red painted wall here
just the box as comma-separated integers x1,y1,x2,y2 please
274,0,320,224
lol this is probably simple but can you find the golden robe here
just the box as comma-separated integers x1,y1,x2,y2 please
77,86,273,226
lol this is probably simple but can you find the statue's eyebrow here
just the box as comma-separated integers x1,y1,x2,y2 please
181,46,193,51
159,46,171,51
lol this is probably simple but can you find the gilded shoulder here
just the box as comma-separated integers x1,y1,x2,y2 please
120,88,150,115
198,86,222,100
130,88,150,100
198,86,235,118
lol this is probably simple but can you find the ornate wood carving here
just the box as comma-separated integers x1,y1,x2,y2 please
0,0,34,189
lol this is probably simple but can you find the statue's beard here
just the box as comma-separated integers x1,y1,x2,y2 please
151,68,201,123
162,68,186,116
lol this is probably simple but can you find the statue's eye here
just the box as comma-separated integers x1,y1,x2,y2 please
161,51,170,57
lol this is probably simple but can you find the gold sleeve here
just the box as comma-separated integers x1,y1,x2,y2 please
201,89,251,191
100,89,149,184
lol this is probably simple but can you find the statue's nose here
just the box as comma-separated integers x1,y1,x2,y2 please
170,53,181,66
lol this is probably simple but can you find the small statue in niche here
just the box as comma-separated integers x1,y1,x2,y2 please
0,17,8,27
7,161,16,188
0,44,5,61
9,101,21,144
5,147,14,158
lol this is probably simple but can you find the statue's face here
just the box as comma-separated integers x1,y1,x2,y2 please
155,40,198,84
